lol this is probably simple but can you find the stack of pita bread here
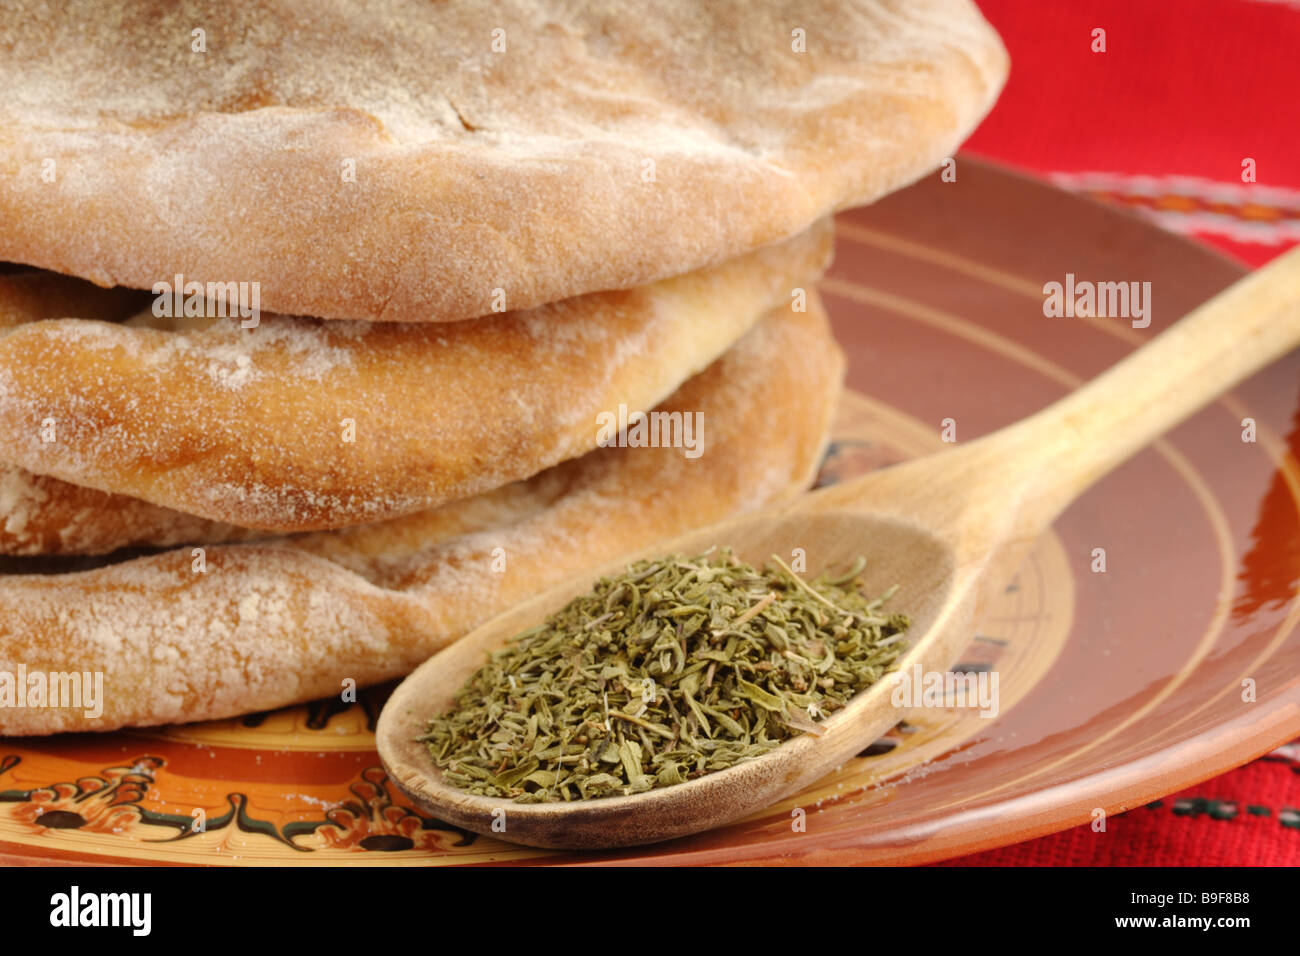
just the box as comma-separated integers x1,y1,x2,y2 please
0,0,1006,733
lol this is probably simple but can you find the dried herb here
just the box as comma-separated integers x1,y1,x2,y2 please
420,549,909,802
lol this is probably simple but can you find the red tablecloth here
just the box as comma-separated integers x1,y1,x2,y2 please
936,0,1300,866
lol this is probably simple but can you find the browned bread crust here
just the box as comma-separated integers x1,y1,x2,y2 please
0,223,830,533
0,0,1006,321
0,296,843,734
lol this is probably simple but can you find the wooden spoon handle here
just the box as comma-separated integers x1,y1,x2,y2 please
971,244,1300,531
809,245,1300,549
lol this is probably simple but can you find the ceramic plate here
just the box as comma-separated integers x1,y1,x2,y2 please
3,158,1297,866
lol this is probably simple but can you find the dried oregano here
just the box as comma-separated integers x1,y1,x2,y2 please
420,549,909,802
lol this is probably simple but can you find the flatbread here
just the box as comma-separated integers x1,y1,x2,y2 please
0,0,1006,321
0,465,264,555
0,296,843,734
0,222,830,532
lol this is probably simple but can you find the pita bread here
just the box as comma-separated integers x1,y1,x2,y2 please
0,0,1006,321
0,222,829,532
0,465,265,555
0,296,843,734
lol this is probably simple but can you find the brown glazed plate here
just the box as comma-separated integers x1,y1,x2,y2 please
1,157,1297,866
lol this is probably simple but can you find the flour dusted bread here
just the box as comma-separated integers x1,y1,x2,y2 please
0,465,267,555
0,0,1006,322
0,223,829,533
0,298,843,734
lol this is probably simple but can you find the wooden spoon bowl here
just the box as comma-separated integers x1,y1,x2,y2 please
380,512,961,848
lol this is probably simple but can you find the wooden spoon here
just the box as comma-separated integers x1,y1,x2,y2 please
378,247,1300,849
